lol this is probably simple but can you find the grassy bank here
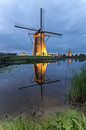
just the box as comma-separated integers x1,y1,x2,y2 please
0,109,86,130
0,55,86,65
0,56,59,65
69,66,86,104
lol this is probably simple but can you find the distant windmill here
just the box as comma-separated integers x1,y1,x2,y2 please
14,8,62,56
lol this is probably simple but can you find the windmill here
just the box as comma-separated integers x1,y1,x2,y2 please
14,8,62,56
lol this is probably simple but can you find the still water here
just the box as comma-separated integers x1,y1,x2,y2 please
0,60,86,117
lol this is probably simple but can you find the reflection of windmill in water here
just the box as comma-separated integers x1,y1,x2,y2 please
68,48,73,66
15,8,62,56
19,63,60,100
68,59,72,66
34,63,48,85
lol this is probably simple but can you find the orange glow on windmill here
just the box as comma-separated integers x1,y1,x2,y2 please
33,33,48,56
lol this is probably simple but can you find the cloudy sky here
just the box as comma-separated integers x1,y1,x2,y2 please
0,0,86,54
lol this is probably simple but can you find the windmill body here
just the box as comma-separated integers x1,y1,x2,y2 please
33,30,48,56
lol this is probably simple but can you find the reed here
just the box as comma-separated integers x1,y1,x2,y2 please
69,66,86,104
0,110,86,130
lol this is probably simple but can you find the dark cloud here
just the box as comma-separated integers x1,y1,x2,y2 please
0,0,86,53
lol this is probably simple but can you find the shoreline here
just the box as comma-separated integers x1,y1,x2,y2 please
0,55,86,66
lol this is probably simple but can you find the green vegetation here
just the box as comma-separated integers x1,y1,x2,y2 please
0,55,57,64
0,110,86,130
69,67,86,104
0,55,86,66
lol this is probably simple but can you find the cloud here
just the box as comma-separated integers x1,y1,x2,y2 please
0,0,86,53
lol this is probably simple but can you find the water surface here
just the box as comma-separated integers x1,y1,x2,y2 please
0,60,86,117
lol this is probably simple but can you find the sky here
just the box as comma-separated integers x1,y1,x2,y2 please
0,0,86,54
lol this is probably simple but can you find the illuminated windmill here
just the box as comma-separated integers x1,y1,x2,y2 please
15,8,62,56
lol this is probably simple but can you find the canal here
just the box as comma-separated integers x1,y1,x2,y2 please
0,59,86,117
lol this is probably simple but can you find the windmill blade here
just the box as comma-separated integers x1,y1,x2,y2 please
40,8,43,55
45,34,57,37
44,30,62,36
28,32,34,35
44,79,60,84
28,33,33,45
19,79,60,90
40,86,43,101
30,73,34,82
40,8,43,30
46,74,50,81
19,83,38,89
14,25,38,32
46,35,51,43
40,8,45,30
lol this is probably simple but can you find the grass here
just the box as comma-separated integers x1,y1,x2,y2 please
0,109,86,130
1,55,55,61
0,55,86,64
69,66,86,104
0,56,58,65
